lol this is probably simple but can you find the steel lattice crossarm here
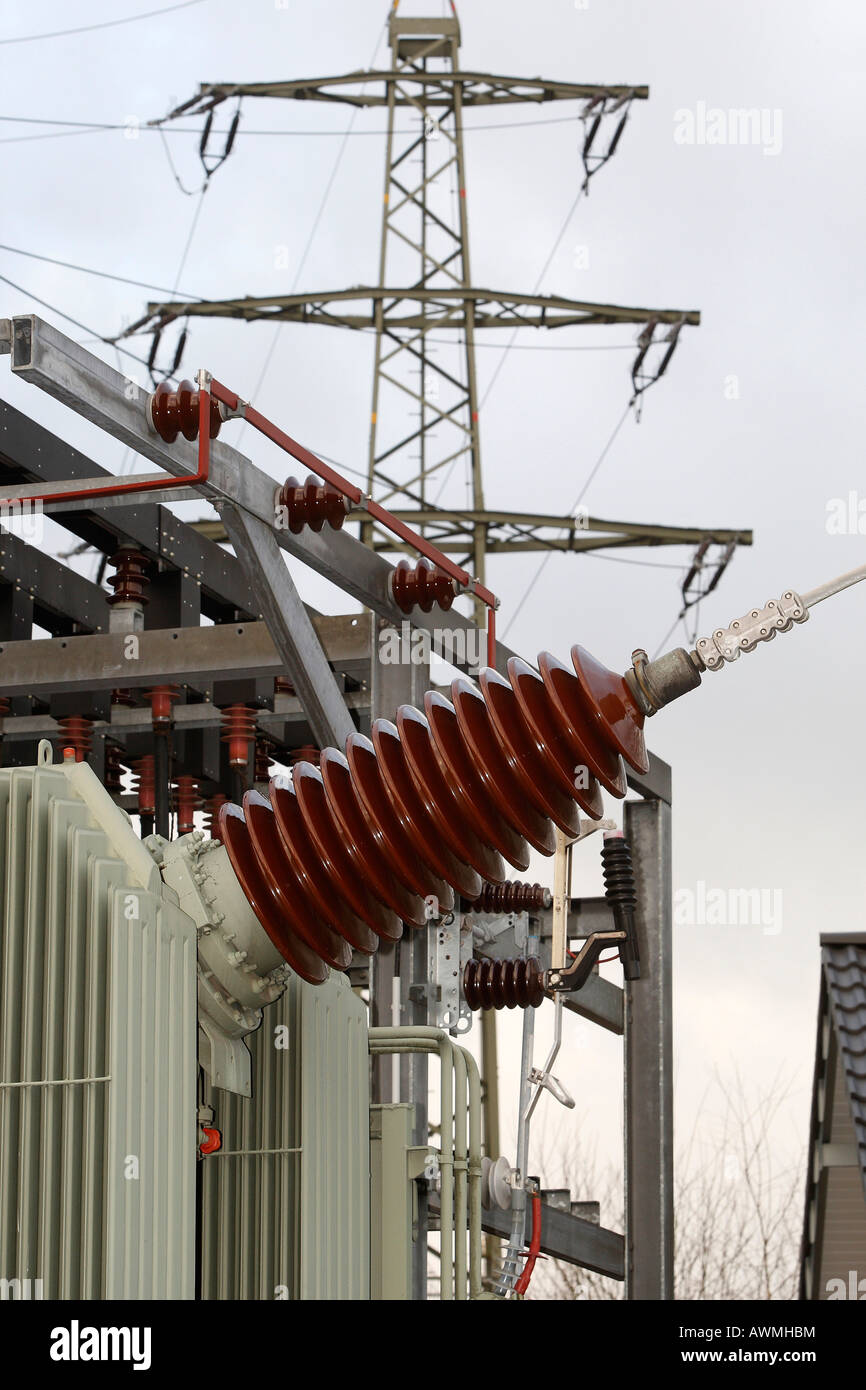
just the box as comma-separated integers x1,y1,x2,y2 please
124,9,704,627
159,75,647,119
361,509,751,557
132,287,699,334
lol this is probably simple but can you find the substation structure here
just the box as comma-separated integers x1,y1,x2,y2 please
0,314,674,1299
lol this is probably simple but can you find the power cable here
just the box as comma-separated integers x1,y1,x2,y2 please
0,241,202,300
0,112,584,144
0,271,163,374
0,0,208,45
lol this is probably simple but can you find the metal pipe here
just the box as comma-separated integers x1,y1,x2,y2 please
461,1046,484,1301
369,1026,483,1300
370,1028,453,1300
495,965,537,1297
452,1043,468,1299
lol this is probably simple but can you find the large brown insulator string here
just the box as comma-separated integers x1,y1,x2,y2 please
217,644,649,985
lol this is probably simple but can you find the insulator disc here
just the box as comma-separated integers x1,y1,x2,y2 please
269,777,379,956
243,790,352,971
478,667,590,828
511,654,625,799
398,699,509,880
571,643,649,774
450,678,555,856
372,718,484,901
218,801,329,985
320,748,428,928
536,649,627,795
345,733,455,914
424,692,529,870
292,763,402,942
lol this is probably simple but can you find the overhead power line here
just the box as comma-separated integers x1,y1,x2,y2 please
0,271,174,376
0,241,202,300
0,111,583,145
0,0,208,46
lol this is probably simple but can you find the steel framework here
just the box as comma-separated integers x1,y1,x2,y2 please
125,11,739,627
0,313,674,1297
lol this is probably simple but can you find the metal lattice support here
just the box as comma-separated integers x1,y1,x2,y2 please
126,13,721,622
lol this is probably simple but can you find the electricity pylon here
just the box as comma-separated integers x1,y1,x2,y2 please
128,8,747,623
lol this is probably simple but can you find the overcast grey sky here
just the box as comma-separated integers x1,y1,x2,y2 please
2,0,864,1219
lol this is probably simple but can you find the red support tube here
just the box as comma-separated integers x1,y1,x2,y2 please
210,377,499,611
4,364,502,641
0,376,212,507
514,1192,543,1296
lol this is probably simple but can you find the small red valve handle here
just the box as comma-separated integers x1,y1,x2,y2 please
199,1125,222,1156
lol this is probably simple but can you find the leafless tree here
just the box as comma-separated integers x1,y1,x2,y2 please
530,1069,803,1300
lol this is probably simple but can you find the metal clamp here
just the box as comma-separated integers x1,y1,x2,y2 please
694,589,807,671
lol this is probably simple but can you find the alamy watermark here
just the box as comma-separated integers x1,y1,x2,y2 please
0,499,43,545
674,102,783,157
674,881,782,936
378,620,485,673
826,1270,866,1300
826,491,866,535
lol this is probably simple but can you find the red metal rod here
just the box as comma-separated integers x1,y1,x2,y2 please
211,377,499,613
487,606,496,669
514,1192,543,1296
0,379,212,507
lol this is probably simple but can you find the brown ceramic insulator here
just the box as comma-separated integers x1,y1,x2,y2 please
254,739,273,784
215,641,647,982
463,957,546,1011
132,755,156,816
203,792,228,841
220,704,257,767
276,475,350,534
274,676,295,696
111,688,136,708
150,380,221,444
390,556,458,614
288,744,320,768
469,881,552,914
103,741,127,793
173,775,201,835
56,716,92,763
146,684,180,726
106,548,150,607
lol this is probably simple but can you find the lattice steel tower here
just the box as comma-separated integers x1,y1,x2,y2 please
132,7,742,625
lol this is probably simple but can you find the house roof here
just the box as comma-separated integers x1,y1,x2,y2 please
800,933,866,1298
821,934,866,1178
